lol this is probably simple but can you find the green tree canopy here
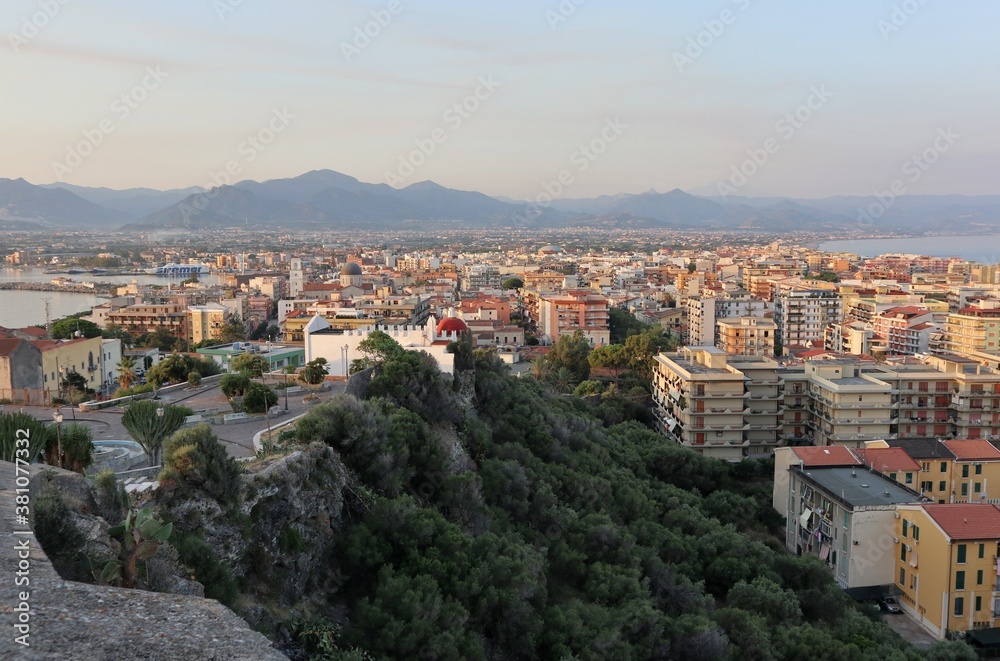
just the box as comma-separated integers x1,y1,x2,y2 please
501,277,524,290
121,400,187,466
51,317,102,339
232,353,268,378
546,330,591,385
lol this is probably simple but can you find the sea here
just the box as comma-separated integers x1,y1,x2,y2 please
0,268,226,329
818,235,1000,264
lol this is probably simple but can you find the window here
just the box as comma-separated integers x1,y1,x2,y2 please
963,465,970,478
978,569,984,585
901,546,907,562
956,571,965,590
902,520,909,537
977,464,983,475
941,462,948,472
958,544,967,564
939,481,947,491
976,483,982,494
889,472,897,482
955,597,964,617
906,473,913,485
843,512,848,529
980,544,986,559
978,596,983,611
899,567,906,586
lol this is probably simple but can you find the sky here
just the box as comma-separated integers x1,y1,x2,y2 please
3,0,999,200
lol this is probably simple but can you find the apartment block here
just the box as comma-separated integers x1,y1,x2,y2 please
944,301,1000,357
805,361,895,447
528,290,610,347
775,288,843,350
717,317,776,357
893,503,1000,638
106,303,187,339
187,304,232,345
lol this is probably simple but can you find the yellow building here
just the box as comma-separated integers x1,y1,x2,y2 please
187,303,231,345
894,503,1000,638
32,336,104,397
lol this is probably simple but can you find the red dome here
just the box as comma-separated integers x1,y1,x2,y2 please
436,317,469,334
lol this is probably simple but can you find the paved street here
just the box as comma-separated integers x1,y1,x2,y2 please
20,378,346,461
882,610,939,649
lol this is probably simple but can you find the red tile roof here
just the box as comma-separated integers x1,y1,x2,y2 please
790,446,862,467
0,338,25,357
856,447,921,472
921,504,1000,540
943,440,1000,462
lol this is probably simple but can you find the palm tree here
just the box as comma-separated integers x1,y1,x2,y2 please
117,356,137,390
550,366,576,394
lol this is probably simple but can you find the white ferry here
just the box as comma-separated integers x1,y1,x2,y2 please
145,263,212,276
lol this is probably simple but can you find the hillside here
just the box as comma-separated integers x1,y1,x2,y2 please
27,343,977,659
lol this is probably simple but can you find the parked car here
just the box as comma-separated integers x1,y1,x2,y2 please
879,596,902,614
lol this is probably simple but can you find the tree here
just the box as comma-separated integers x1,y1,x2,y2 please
60,371,90,398
218,319,247,344
102,324,134,346
117,356,137,390
161,424,242,508
502,277,524,290
243,381,277,413
50,317,101,339
232,353,268,378
358,330,406,365
546,331,591,384
220,373,252,400
587,344,628,386
121,400,186,466
302,358,329,384
139,328,178,352
187,371,202,387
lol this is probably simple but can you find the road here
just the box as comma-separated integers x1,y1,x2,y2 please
20,378,346,461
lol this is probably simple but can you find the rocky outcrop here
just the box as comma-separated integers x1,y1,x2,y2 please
0,462,284,660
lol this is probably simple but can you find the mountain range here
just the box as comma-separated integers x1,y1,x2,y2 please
0,170,998,233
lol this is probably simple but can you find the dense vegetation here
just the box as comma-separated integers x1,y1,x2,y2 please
286,345,973,660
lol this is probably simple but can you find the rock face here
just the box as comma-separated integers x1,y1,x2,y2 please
159,442,349,632
240,444,347,611
1,462,284,660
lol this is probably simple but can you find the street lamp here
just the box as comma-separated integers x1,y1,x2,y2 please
52,411,63,467
283,367,289,411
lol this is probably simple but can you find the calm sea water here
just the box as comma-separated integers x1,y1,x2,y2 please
819,235,1000,264
0,268,226,328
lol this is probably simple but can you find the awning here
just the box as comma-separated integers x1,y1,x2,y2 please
800,508,812,528
909,552,918,569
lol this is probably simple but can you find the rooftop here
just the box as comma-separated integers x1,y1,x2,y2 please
791,446,862,467
942,440,1000,462
855,447,922,472
886,438,957,460
796,466,923,508
920,503,1000,540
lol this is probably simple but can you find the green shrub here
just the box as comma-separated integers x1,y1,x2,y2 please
174,533,239,608
187,371,202,387
93,469,130,523
243,382,277,414
0,411,48,463
161,424,242,509
33,484,93,582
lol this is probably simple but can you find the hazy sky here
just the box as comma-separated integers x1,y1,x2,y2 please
3,0,998,199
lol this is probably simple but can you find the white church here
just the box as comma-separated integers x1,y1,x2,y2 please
304,312,472,377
